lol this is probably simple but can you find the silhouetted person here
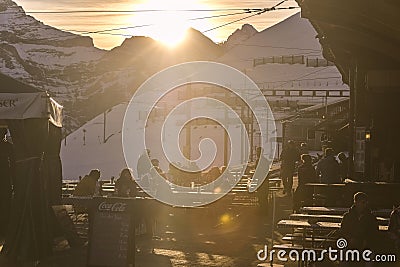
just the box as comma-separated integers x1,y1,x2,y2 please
378,156,394,182
337,152,349,181
316,148,340,184
254,147,270,214
115,168,137,197
150,158,165,178
206,166,221,183
388,205,400,251
293,154,317,212
340,192,378,252
73,169,101,197
167,162,180,184
137,149,152,179
280,140,300,195
187,161,202,186
299,142,308,155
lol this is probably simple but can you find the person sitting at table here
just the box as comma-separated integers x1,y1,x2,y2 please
293,154,317,212
150,158,166,178
206,166,221,182
316,148,341,184
73,169,101,197
340,192,379,251
115,168,138,197
72,169,101,214
167,162,182,185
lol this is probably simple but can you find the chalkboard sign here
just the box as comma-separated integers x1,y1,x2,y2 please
87,197,134,267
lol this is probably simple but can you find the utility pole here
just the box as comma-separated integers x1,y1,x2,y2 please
224,90,228,166
103,111,106,143
185,84,192,160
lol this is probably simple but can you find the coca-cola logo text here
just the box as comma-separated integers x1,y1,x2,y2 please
98,202,127,212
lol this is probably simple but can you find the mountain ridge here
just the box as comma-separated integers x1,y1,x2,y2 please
0,0,227,132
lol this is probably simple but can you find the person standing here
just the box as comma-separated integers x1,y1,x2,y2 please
316,148,341,184
254,147,270,214
137,149,152,179
337,152,349,181
293,154,317,212
299,142,308,155
388,204,400,251
280,140,300,195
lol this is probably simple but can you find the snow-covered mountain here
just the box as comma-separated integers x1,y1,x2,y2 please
217,13,348,107
0,0,222,132
60,13,349,180
1,0,350,180
222,24,258,50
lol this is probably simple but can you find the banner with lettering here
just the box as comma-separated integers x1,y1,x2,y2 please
0,92,47,119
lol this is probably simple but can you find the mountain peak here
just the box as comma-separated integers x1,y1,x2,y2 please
240,24,258,35
222,24,258,50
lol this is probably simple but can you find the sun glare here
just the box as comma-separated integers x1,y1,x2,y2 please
151,12,188,47
129,0,209,47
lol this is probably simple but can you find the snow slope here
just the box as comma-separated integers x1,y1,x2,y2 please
61,13,349,180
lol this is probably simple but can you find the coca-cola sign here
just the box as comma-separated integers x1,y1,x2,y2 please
98,202,127,212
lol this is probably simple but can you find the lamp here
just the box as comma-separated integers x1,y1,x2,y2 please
365,130,371,141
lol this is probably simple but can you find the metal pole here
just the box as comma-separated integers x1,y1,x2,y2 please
185,84,192,160
103,111,106,143
270,190,276,267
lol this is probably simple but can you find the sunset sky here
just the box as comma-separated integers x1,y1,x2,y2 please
13,0,299,50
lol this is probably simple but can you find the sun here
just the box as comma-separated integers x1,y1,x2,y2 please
150,11,189,47
128,0,208,47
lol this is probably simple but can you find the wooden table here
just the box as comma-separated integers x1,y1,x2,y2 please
300,206,392,217
289,213,389,225
278,219,388,231
300,206,349,215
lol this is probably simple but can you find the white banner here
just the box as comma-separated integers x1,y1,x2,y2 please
0,92,47,120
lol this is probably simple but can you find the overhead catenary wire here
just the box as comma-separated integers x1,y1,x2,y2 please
65,6,298,37
2,3,299,43
275,67,330,88
65,10,252,35
1,7,282,15
202,1,293,34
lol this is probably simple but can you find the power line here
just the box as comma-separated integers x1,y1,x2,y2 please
1,7,266,15
202,1,291,34
202,11,265,33
1,1,300,46
276,67,330,88
64,11,251,35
